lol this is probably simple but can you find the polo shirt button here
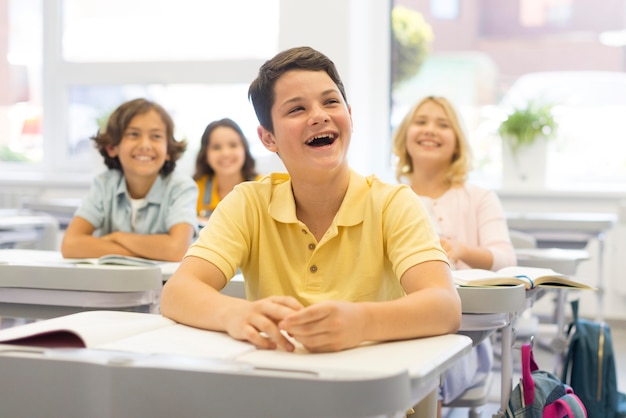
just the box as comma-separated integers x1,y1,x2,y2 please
308,243,315,250
309,265,318,273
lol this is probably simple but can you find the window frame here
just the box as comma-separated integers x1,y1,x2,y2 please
1,0,391,185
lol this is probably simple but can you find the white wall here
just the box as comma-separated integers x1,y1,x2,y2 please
279,0,393,180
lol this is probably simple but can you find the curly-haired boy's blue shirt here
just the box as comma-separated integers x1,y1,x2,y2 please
75,170,198,236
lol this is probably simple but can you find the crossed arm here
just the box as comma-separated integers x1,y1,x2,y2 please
60,216,195,261
160,256,461,353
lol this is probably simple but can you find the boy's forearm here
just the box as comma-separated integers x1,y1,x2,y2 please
361,287,461,342
61,235,134,258
161,275,245,332
106,231,190,261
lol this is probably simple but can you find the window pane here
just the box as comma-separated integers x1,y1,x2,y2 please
0,0,43,164
391,1,626,191
62,0,279,62
67,83,271,175
430,0,459,20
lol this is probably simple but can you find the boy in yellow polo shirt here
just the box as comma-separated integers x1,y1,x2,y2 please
161,46,461,354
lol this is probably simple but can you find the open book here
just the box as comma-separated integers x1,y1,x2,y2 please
66,254,165,267
453,266,595,290
0,311,257,359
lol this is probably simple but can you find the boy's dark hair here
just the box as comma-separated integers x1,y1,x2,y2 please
248,46,348,133
193,118,258,181
92,98,186,176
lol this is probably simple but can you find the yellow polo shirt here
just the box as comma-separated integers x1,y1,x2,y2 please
186,170,447,306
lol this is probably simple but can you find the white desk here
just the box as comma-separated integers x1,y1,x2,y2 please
0,263,162,321
515,247,590,374
0,209,59,250
225,273,531,417
21,197,81,229
0,311,472,418
456,285,531,417
0,249,179,280
0,250,165,323
507,211,615,320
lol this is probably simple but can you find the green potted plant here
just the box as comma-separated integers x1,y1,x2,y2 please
498,101,558,156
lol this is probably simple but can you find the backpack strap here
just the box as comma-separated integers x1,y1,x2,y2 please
542,393,587,418
522,343,540,406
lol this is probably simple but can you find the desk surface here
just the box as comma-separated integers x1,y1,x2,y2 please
507,211,616,233
0,249,179,279
21,197,81,228
0,311,472,418
0,213,59,230
0,210,60,250
0,250,165,320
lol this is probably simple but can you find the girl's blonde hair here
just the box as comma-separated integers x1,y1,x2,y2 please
392,96,473,186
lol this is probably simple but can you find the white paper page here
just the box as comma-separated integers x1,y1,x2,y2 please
239,334,470,379
0,311,174,347
97,323,255,360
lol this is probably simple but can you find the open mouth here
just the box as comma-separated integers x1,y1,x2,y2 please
417,140,440,147
306,133,337,147
133,155,155,161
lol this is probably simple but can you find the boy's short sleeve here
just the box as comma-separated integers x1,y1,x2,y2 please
74,173,110,229
162,174,199,233
379,182,449,279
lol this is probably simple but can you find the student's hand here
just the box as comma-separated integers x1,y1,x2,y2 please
101,231,120,242
278,301,367,353
439,237,465,266
226,296,304,352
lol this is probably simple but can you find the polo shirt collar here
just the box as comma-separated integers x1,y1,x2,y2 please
113,172,164,205
269,170,367,227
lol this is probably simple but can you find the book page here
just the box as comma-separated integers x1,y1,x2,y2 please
0,311,174,348
488,266,593,289
452,269,530,288
97,324,256,360
97,255,164,266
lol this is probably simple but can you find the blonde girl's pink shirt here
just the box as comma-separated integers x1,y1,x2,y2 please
419,184,516,271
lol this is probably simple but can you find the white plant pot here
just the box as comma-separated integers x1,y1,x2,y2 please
502,136,547,190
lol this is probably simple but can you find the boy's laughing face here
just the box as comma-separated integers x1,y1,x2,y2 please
258,69,352,180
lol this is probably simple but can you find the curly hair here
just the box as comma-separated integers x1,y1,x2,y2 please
92,98,186,176
248,46,348,133
392,96,473,186
193,118,257,181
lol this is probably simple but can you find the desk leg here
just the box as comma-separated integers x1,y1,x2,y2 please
498,317,514,416
409,389,438,418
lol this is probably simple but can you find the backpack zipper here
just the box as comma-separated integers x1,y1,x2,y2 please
597,322,605,401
